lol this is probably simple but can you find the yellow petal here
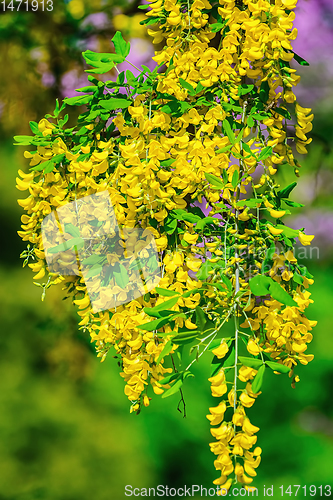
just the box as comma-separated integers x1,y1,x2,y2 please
269,209,286,218
298,232,314,246
212,341,229,359
267,224,283,236
246,339,260,356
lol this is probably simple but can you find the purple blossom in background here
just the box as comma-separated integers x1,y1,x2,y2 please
294,0,333,65
81,12,110,30
61,68,90,98
293,0,333,106
291,210,333,257
42,72,56,88
118,38,155,76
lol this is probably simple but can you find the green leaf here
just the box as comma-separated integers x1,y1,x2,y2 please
178,78,195,95
114,263,129,288
81,254,106,266
235,127,245,144
13,135,35,145
160,370,194,394
292,52,310,66
252,364,265,393
47,237,84,254
238,84,254,96
196,261,212,281
283,200,304,208
112,31,131,59
161,377,183,398
29,121,40,135
140,17,162,26
182,288,203,298
209,21,227,32
31,159,53,173
85,264,104,278
204,172,224,189
195,82,205,94
258,146,272,161
259,80,269,103
58,114,69,128
266,361,291,374
160,101,178,114
268,281,297,307
275,107,292,120
99,99,132,111
171,209,201,224
293,272,304,285
82,50,124,66
196,217,219,231
30,153,65,172
278,182,297,199
252,113,268,121
159,372,180,385
236,198,263,208
156,340,173,364
239,356,263,369
216,145,233,155
247,116,255,128
249,275,273,296
195,306,207,332
172,331,199,345
160,158,176,167
137,316,174,331
155,287,180,297
83,51,124,74
164,217,177,235
262,241,276,273
220,274,232,291
75,86,97,93
53,98,60,117
298,265,313,280
275,224,300,238
64,223,80,238
231,170,239,189
223,119,235,144
64,95,93,106
144,296,180,315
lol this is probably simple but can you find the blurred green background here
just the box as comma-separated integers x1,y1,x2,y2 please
0,0,332,498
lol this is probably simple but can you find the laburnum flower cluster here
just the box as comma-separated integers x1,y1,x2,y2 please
16,0,316,493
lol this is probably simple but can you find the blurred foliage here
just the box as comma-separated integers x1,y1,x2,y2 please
0,0,147,136
0,0,333,498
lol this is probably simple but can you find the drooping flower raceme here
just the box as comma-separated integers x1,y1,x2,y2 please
16,0,316,492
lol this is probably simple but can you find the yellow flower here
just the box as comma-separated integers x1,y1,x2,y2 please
212,340,229,359
185,318,197,330
298,232,314,246
183,232,199,245
267,224,284,236
269,209,286,218
211,383,228,398
242,418,260,436
239,391,256,408
38,118,55,136
246,338,261,356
